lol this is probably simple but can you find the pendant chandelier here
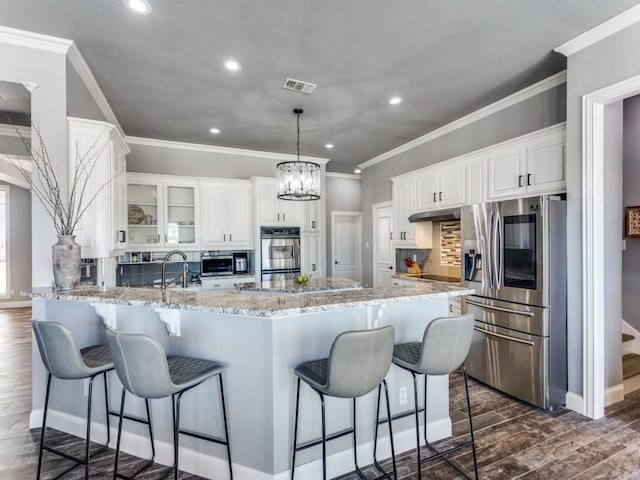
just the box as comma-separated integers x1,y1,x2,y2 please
276,108,321,201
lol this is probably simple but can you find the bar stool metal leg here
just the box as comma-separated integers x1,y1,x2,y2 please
320,393,327,480
290,378,301,480
463,366,479,479
218,374,233,480
36,373,52,480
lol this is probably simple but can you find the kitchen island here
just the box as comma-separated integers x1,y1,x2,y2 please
27,280,473,480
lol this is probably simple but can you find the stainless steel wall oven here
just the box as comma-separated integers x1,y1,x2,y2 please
260,227,301,281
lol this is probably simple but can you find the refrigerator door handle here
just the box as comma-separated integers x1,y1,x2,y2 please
494,209,502,289
465,298,535,317
473,326,535,346
487,210,495,289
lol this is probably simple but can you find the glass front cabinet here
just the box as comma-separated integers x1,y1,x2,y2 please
127,174,198,249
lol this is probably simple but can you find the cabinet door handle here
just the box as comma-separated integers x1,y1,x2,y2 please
312,263,316,271
164,234,167,243
277,213,280,221
311,220,316,229
390,232,393,240
403,232,406,240
283,213,286,221
229,233,232,242
518,175,523,187
527,173,532,186
433,192,437,202
439,191,442,201
223,233,226,242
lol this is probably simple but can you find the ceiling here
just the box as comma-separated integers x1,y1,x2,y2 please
0,1,639,173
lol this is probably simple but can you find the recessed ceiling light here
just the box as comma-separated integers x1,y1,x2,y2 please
388,96,403,105
223,59,241,72
124,0,152,15
354,168,362,175
209,128,220,134
325,144,334,149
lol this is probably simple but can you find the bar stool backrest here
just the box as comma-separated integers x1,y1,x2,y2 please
418,314,474,375
106,329,173,399
326,325,394,398
32,319,90,380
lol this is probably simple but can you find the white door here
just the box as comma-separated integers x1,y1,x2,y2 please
373,202,394,287
331,212,362,280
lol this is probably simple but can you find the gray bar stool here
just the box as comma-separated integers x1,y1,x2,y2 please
31,319,114,480
375,314,478,480
291,325,397,480
106,328,232,480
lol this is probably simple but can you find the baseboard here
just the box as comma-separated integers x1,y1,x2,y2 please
31,408,453,479
0,300,32,308
565,391,584,415
622,319,640,355
605,384,625,406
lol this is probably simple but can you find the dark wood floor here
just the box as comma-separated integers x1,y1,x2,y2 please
5,307,640,479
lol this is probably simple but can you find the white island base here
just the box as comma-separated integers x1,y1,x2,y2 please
29,283,471,480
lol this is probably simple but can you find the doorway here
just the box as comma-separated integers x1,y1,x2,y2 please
372,201,393,287
582,73,640,419
330,211,362,281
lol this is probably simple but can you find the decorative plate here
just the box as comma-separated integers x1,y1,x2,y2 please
128,205,145,225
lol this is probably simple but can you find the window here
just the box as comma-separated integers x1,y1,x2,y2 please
0,187,8,298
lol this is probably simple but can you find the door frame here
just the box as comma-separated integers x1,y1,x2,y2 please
372,201,392,287
330,211,362,280
582,73,640,419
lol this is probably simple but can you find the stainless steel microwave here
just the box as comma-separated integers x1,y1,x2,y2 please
201,255,234,276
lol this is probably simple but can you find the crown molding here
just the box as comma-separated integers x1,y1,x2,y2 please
325,172,362,180
358,70,567,170
0,124,30,138
0,25,72,53
66,43,126,138
125,135,331,164
554,5,640,57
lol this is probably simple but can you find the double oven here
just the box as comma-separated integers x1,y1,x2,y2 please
461,195,567,410
260,227,301,281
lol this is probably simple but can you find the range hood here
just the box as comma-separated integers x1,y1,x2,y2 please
408,208,460,223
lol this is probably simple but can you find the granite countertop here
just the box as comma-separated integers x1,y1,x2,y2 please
25,280,474,318
236,277,362,293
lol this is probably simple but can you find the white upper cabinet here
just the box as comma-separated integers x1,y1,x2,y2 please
301,232,322,278
200,180,252,249
416,162,465,211
466,156,487,205
488,125,566,200
252,177,303,227
68,117,128,258
392,178,432,248
127,174,199,250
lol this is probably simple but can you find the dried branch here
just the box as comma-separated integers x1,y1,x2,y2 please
3,116,117,236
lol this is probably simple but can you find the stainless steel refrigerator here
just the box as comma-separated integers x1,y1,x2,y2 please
461,195,567,410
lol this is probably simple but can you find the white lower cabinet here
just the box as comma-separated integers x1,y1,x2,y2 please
200,180,252,249
201,276,255,290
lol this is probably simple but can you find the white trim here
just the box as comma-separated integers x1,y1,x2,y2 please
0,124,30,138
325,172,362,180
66,44,127,140
0,25,72,53
30,407,450,480
358,71,566,170
330,211,363,280
624,373,640,395
605,384,625,406
554,5,640,57
0,300,31,308
581,73,640,420
0,154,31,190
126,135,331,164
564,391,584,415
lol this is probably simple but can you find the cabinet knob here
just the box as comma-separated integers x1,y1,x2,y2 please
335,260,339,265
387,266,393,270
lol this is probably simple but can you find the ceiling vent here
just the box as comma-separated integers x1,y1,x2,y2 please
282,77,317,95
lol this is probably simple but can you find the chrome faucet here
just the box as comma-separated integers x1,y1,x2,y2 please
161,250,188,290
